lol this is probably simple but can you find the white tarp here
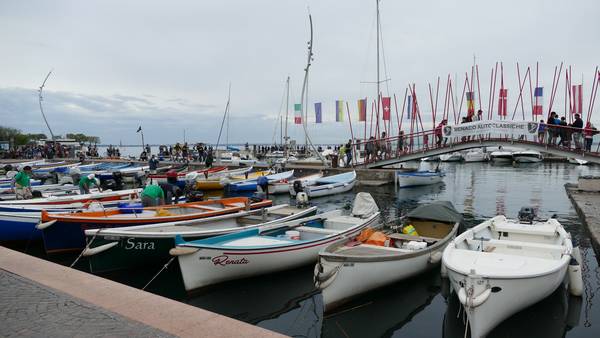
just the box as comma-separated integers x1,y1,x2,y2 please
352,192,379,218
442,120,539,138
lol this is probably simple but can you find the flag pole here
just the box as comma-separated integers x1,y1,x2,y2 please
345,101,356,166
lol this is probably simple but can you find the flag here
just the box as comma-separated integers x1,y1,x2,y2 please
314,102,322,123
498,89,508,116
572,84,583,115
382,97,391,121
357,99,367,122
294,103,302,124
136,126,142,133
406,95,412,120
466,91,475,115
533,87,543,115
336,100,344,122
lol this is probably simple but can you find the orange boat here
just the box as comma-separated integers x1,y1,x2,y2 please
38,197,272,253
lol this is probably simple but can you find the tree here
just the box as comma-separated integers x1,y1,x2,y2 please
65,133,101,144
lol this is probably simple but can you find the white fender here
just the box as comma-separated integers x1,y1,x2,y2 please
440,262,448,278
429,251,443,264
568,264,584,297
169,247,200,256
36,220,57,230
82,242,118,256
458,287,491,308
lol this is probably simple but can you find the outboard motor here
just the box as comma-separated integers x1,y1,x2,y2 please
292,180,304,194
112,171,124,191
31,190,43,198
257,176,269,196
518,206,537,224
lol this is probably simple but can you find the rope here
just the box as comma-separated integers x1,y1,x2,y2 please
143,256,175,290
70,228,103,268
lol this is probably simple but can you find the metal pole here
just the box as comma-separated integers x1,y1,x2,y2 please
38,70,56,142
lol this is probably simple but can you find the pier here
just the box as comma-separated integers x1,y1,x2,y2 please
0,247,284,338
566,176,600,252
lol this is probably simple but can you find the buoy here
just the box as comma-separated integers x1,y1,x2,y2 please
568,247,584,297
296,192,309,205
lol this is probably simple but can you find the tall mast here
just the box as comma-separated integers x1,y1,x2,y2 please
284,76,290,156
215,83,232,154
299,13,325,162
376,0,380,110
38,70,56,141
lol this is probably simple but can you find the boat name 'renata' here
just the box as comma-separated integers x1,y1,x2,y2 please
211,255,249,266
124,238,155,250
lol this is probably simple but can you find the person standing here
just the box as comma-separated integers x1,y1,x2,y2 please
148,155,159,175
572,113,584,150
205,148,214,168
345,139,353,167
537,120,546,143
338,144,347,167
584,122,597,152
14,166,33,200
79,174,102,194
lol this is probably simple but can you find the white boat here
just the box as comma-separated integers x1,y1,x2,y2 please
395,170,444,188
289,171,356,198
316,201,461,312
421,156,441,162
260,172,323,195
442,213,573,338
489,150,513,163
439,152,463,162
464,150,488,163
568,158,588,165
171,192,380,292
513,150,542,163
0,188,140,207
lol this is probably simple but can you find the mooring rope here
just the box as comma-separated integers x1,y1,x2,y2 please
142,256,175,291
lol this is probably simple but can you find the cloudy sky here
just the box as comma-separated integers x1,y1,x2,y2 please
1,0,599,145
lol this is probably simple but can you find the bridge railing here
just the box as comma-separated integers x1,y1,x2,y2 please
352,123,600,165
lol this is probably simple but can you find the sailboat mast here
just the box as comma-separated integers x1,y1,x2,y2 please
215,83,232,155
38,70,56,142
376,0,381,138
284,76,290,156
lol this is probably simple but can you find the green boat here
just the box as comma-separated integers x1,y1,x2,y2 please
83,204,317,273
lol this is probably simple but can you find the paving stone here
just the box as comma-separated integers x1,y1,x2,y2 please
0,269,175,338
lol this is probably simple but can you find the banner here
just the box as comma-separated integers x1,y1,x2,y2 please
498,89,508,116
314,102,322,123
358,99,367,122
336,100,344,122
382,97,391,121
572,84,583,115
466,91,475,115
294,103,302,124
442,120,539,138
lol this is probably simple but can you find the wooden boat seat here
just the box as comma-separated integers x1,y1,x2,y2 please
388,232,439,243
295,226,339,235
491,223,558,237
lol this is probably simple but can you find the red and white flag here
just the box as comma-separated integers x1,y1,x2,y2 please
382,97,391,121
498,88,508,116
571,84,583,115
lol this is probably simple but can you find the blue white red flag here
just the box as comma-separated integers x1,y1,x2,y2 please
533,87,543,115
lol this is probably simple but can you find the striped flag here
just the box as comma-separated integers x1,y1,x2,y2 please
336,100,344,122
358,98,367,122
314,102,322,123
533,87,543,115
294,103,302,124
498,88,508,116
572,84,583,115
382,97,391,121
466,91,475,115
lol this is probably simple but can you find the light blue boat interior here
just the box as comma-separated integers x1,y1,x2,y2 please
315,171,355,185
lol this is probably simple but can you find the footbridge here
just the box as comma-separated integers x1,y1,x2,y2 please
357,123,600,168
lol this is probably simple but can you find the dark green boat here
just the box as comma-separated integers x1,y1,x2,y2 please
83,205,317,273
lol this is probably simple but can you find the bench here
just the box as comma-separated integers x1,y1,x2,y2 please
466,237,566,259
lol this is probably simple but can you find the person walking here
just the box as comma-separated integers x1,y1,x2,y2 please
148,155,159,175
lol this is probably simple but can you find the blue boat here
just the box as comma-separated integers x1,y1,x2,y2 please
227,170,294,192
0,212,44,241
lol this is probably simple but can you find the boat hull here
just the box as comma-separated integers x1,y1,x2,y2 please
396,172,443,188
513,156,542,163
0,212,42,241
446,265,568,338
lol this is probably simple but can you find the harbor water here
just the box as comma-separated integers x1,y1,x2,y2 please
11,161,600,338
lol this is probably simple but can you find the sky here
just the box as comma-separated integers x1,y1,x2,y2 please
1,0,599,145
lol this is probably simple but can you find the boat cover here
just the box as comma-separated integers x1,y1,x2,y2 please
406,201,462,223
351,192,379,218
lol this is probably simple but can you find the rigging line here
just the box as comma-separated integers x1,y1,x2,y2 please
272,78,287,144
215,83,231,151
358,8,378,97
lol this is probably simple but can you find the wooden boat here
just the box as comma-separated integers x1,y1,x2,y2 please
83,204,317,273
316,201,461,312
38,197,272,253
442,214,573,338
171,193,380,292
568,158,588,165
396,170,444,188
439,152,463,162
227,170,293,192
513,150,543,163
33,162,81,174
148,166,226,184
289,171,356,198
0,188,140,208
262,172,323,195
193,167,254,190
